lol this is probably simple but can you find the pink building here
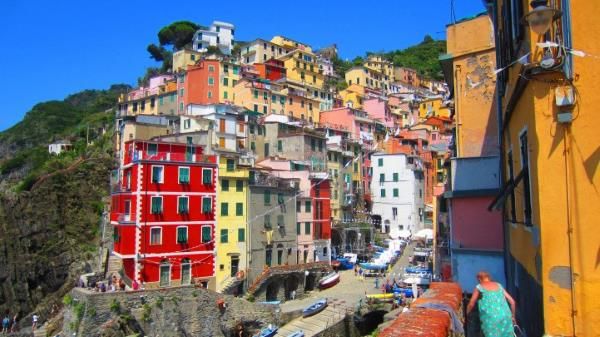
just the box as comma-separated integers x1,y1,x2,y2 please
363,97,394,128
319,107,375,140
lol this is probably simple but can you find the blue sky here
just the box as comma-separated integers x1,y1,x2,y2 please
0,0,484,131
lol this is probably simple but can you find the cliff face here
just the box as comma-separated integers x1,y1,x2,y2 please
0,154,112,320
64,287,277,337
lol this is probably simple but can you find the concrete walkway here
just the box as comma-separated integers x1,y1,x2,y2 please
274,244,415,336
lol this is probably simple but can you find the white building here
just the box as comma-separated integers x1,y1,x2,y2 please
193,21,235,55
48,141,72,155
183,104,246,152
370,153,425,235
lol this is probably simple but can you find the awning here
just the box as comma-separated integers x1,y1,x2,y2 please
488,168,526,211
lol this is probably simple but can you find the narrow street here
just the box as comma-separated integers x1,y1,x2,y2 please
275,243,414,336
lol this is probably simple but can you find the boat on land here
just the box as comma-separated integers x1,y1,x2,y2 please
287,331,305,337
366,293,394,300
319,272,340,289
254,325,278,337
359,262,387,271
303,298,328,317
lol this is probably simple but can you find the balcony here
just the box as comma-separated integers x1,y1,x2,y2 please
130,150,215,164
446,156,500,198
238,152,255,167
111,212,137,224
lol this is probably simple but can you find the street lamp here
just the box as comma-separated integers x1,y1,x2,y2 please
523,0,563,35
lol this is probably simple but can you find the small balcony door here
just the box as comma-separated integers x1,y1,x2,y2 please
181,258,191,285
159,260,170,287
230,256,239,277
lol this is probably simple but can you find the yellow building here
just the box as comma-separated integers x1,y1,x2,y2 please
270,35,312,52
219,59,240,104
232,78,287,114
364,55,395,83
172,49,204,72
215,154,249,293
489,1,600,336
417,97,451,120
345,66,389,92
278,49,324,89
117,80,178,117
339,84,365,109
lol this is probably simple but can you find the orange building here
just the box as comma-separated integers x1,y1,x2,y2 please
180,59,221,112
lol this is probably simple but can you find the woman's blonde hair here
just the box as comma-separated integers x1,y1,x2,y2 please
477,271,491,281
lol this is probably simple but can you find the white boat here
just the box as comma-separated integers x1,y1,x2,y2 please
319,272,340,289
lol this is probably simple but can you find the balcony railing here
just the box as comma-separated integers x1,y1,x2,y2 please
130,150,215,164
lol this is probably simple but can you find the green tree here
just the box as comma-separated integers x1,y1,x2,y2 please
157,21,201,50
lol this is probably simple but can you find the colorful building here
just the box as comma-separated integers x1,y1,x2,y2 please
180,59,221,112
117,75,178,117
172,49,204,73
364,55,395,85
489,1,600,335
240,38,293,65
255,59,287,82
417,96,451,120
110,140,217,288
394,67,421,87
439,12,505,293
192,21,235,55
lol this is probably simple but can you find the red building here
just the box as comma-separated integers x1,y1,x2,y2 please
255,59,287,81
111,140,218,288
311,175,331,240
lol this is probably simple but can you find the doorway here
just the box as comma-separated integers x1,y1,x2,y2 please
230,256,240,277
181,258,191,285
159,260,170,287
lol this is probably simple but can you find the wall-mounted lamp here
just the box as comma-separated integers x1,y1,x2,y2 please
523,0,563,35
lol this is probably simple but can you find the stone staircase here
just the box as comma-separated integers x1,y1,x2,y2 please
275,299,350,337
33,323,47,337
105,253,123,278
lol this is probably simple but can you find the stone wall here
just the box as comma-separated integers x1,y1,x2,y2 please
63,285,278,337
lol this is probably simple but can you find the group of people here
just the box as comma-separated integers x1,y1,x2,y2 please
83,274,143,293
1,311,18,334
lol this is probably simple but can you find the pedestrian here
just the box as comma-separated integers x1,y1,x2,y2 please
2,313,9,334
10,313,18,332
31,313,39,331
100,282,107,293
132,279,139,291
291,290,296,300
374,275,380,289
358,268,363,281
354,265,358,277
466,271,516,337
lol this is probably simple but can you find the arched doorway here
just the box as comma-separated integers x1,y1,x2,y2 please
284,275,300,300
159,259,171,287
266,280,280,301
180,258,191,285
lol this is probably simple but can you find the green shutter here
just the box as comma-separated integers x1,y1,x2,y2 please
152,166,162,183
393,173,399,182
381,189,386,197
178,197,189,214
221,229,228,243
378,158,383,166
238,228,245,242
277,140,283,151
296,222,301,234
305,201,311,212
222,179,229,191
203,169,212,184
305,222,311,235
151,197,162,214
202,226,211,243
227,159,235,171
221,203,229,216
177,227,187,243
202,197,212,214
236,180,243,192
179,167,190,184
277,193,284,204
380,173,385,182
236,202,243,216
393,188,399,197
264,190,271,205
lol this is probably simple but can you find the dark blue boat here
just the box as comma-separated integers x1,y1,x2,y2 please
336,257,354,270
302,298,328,317
287,331,305,337
254,325,278,337
392,286,414,298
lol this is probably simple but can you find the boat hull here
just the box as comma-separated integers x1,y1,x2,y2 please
303,299,328,317
318,274,340,289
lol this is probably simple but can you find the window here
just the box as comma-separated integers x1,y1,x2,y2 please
208,77,214,85
113,227,120,242
147,143,158,155
507,150,517,223
265,249,272,267
277,193,284,204
202,197,212,214
264,190,271,205
311,138,316,151
305,201,312,212
354,162,358,173
296,222,301,234
221,229,228,243
221,179,229,191
221,202,229,216
392,207,398,220
277,140,283,151
151,197,163,214
264,214,271,229
393,173,399,182
520,130,532,224
180,88,184,97
379,173,385,182
277,214,284,228
393,188,399,197
150,227,161,245
179,167,190,184
176,226,188,244
226,159,235,171
263,92,268,100
263,106,267,114
250,141,256,151
378,158,383,166
202,169,213,185
151,166,164,183
236,202,243,216
238,228,245,242
201,226,212,243
305,222,311,235
223,78,229,86
253,90,259,99
380,189,386,197
253,104,258,112
178,196,189,214
208,65,215,72
318,139,322,151
419,189,422,198
264,143,269,157
296,201,301,213
236,180,243,192
223,91,228,99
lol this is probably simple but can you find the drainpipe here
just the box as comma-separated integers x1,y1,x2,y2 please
562,125,578,336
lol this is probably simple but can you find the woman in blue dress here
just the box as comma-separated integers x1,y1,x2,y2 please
466,271,516,337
